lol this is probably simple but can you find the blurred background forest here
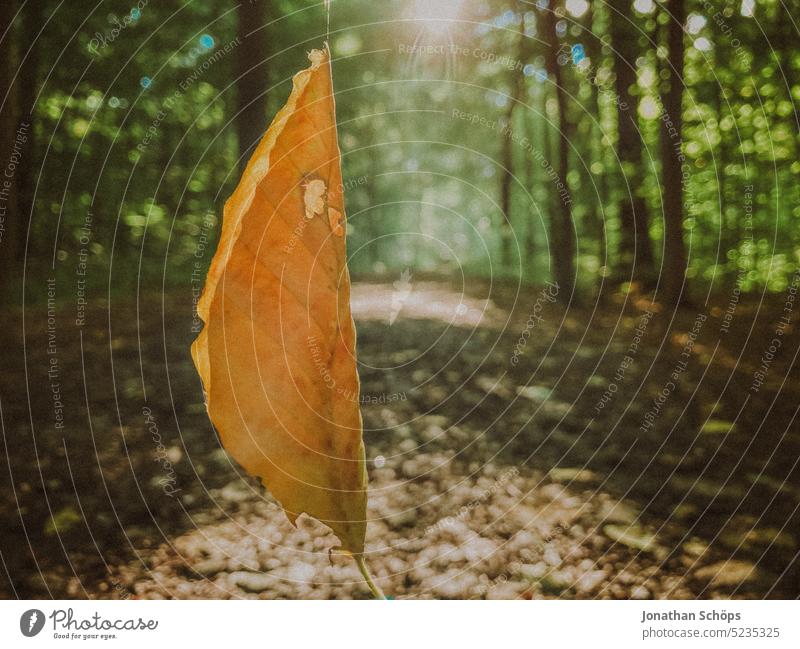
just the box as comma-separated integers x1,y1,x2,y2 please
1,0,799,600
1,0,798,299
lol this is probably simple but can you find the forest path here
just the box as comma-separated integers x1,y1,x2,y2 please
1,280,797,599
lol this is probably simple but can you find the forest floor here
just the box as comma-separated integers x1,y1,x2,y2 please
1,278,799,599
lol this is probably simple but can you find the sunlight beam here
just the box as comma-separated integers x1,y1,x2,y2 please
412,0,464,33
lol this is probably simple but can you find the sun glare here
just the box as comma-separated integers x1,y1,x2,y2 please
413,0,464,32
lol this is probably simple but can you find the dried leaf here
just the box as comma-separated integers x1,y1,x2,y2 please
192,47,367,554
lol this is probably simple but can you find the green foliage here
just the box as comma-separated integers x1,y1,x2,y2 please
14,0,799,301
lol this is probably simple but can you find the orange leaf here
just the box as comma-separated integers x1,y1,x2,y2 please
191,47,367,555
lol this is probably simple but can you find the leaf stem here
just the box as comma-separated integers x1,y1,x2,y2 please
354,554,387,600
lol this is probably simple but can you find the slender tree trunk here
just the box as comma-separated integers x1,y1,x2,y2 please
236,1,270,174
539,76,557,278
498,18,532,271
499,96,516,270
541,1,576,294
16,0,39,256
582,3,609,298
709,65,734,287
0,0,20,296
609,0,653,284
365,144,380,268
523,96,537,280
776,15,800,250
659,0,689,305
520,14,538,281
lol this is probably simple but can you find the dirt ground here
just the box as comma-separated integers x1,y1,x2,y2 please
1,279,798,599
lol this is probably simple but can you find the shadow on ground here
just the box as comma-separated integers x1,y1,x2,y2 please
1,280,798,598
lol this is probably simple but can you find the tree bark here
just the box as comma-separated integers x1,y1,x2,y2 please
16,0,39,252
499,93,516,270
609,0,653,283
523,94,537,279
540,1,576,294
583,2,609,295
236,1,270,174
498,19,532,271
0,0,20,295
659,0,689,305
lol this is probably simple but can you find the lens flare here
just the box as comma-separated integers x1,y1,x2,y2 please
413,0,464,33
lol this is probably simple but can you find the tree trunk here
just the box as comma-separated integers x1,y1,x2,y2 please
0,0,20,296
776,13,800,250
499,96,515,270
609,0,653,283
523,94,537,280
16,0,39,254
583,2,609,294
659,0,689,305
709,60,735,286
236,1,270,174
498,19,531,271
541,1,576,294
540,75,556,276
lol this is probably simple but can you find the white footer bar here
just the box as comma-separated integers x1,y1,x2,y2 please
1,600,797,648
